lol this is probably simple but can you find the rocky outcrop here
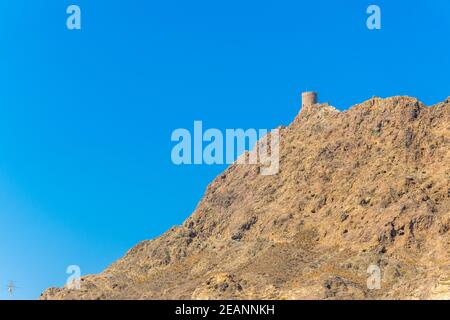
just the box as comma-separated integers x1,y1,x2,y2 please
41,96,450,300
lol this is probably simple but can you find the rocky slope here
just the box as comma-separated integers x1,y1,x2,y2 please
41,96,450,300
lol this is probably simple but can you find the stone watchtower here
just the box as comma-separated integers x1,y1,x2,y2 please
302,91,318,107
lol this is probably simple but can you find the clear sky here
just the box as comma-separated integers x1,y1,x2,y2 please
0,0,449,299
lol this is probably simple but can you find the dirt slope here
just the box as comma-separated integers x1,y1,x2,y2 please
41,96,450,300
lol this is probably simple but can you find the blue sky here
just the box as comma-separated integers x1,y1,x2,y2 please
0,0,449,299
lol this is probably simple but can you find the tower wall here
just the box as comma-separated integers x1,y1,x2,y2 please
302,92,318,106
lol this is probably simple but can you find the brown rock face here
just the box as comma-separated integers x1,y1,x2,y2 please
40,96,450,300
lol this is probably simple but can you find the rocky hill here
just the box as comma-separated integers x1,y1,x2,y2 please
41,96,450,300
